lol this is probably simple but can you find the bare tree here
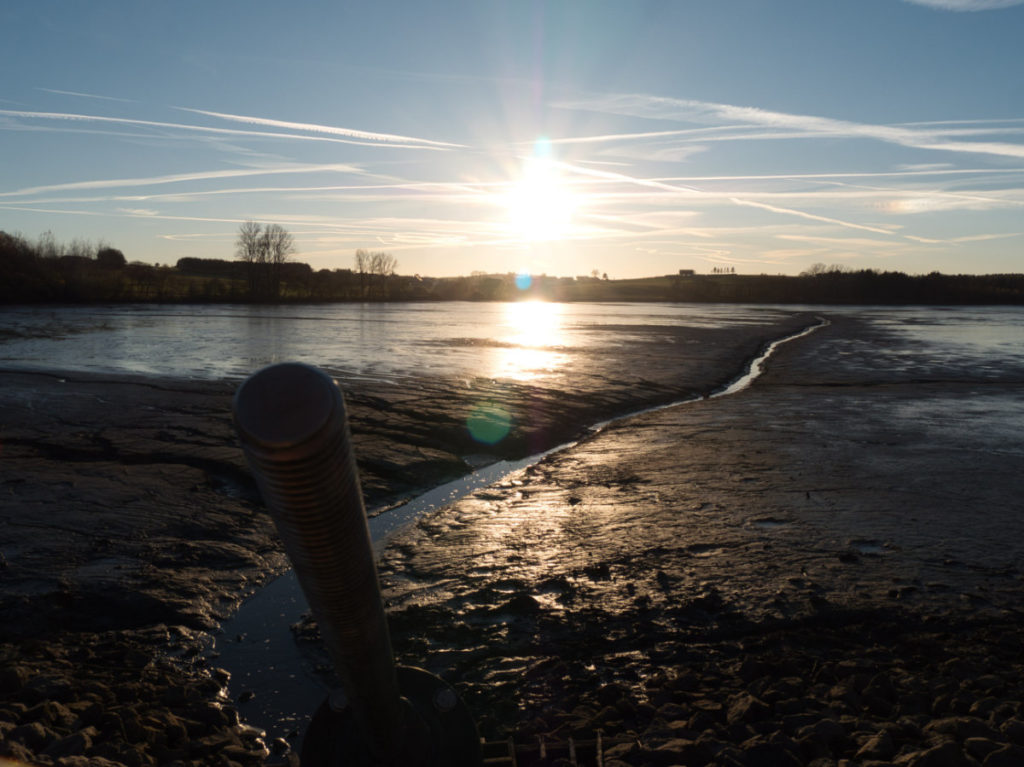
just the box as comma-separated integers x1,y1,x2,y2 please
354,249,370,298
354,249,397,299
236,221,295,300
264,223,295,298
264,224,295,266
369,251,397,278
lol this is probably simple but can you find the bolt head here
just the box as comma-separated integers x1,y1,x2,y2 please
328,688,349,712
433,687,457,712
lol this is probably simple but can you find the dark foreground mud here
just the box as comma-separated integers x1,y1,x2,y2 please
1,312,817,765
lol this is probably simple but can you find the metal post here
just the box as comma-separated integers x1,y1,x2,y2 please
234,362,402,757
233,362,480,766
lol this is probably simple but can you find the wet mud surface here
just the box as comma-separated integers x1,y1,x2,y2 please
0,312,819,765
3,310,1023,765
369,314,1024,764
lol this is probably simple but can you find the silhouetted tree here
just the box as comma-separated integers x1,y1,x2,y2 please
354,249,398,299
235,221,296,300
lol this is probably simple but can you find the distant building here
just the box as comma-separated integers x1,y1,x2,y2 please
678,269,695,276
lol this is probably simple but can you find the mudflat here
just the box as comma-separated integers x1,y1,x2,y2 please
2,310,1023,766
376,313,1024,765
0,312,805,765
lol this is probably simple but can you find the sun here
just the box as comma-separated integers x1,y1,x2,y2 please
503,143,579,242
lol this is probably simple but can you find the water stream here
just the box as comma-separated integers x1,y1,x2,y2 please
209,317,828,747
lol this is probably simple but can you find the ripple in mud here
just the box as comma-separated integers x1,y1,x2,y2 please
849,538,888,555
687,543,725,558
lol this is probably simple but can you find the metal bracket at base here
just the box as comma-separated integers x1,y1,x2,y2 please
302,666,481,767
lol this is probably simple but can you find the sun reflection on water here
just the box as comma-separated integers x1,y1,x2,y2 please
492,301,568,381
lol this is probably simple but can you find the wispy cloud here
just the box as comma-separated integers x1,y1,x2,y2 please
541,125,751,146
551,159,925,240
0,164,365,198
902,0,1024,10
178,107,464,149
38,88,136,103
778,234,910,249
729,198,899,236
555,94,1024,161
0,109,453,150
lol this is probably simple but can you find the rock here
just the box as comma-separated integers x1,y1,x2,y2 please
895,741,974,767
924,716,1000,742
972,676,1006,695
654,737,704,762
739,741,802,767
8,720,53,749
592,705,621,727
656,702,688,721
42,728,94,758
856,729,896,761
493,593,541,615
727,693,770,725
0,739,36,763
27,700,79,729
602,741,637,761
1001,718,1024,745
983,745,1024,767
970,698,1001,719
0,665,31,693
964,737,1002,761
798,718,848,755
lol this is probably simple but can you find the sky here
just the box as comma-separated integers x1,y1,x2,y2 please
2,0,1023,279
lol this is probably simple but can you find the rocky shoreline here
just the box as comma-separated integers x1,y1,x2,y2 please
3,310,1023,766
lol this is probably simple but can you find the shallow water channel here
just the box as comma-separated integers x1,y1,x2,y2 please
208,318,829,747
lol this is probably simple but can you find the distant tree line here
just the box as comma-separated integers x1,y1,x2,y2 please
3,228,1023,304
0,230,133,302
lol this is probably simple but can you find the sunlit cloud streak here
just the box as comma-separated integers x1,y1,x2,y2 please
0,204,252,226
539,125,752,145
552,159,919,240
0,164,365,198
38,88,136,103
544,124,1024,150
651,168,1024,182
729,198,898,236
902,0,1024,10
0,109,452,150
178,107,464,149
948,231,1024,242
555,94,1024,160
778,234,914,248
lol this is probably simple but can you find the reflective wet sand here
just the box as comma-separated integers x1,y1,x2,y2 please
372,313,1024,756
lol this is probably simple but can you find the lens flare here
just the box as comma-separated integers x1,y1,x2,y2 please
467,402,512,445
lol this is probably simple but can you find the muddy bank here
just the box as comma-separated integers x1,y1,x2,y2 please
0,312,809,639
368,314,1024,764
0,311,810,764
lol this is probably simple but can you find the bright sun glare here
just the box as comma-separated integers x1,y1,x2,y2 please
504,300,563,346
503,140,579,242
493,301,567,381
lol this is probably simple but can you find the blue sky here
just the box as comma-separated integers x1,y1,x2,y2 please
2,0,1023,278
